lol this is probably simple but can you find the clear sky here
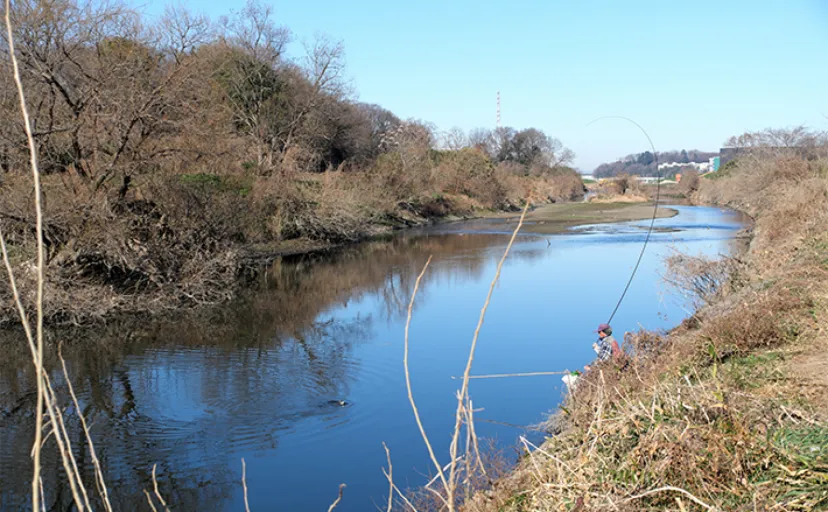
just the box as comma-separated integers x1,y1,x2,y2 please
141,0,828,171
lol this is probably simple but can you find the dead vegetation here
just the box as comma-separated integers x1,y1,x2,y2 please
458,138,828,511
0,0,583,327
588,174,649,203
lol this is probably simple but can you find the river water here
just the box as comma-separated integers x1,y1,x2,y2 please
0,205,746,511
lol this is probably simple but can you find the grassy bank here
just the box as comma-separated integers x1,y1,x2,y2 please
465,154,828,511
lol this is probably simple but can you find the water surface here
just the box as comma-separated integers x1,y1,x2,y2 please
0,205,746,511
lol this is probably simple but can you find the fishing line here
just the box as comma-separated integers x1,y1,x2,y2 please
584,116,661,325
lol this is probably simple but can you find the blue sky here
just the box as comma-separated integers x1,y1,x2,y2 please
141,0,828,171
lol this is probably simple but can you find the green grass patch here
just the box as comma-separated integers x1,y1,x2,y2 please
179,173,253,196
499,492,529,512
704,160,738,180
773,425,828,466
724,351,784,389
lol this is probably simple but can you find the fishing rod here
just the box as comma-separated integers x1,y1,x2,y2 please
455,118,661,382
586,116,662,325
450,371,574,380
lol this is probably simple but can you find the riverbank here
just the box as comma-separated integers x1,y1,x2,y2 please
467,155,828,510
430,202,678,237
0,186,682,329
0,164,587,328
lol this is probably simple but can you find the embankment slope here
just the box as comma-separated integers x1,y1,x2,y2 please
469,156,828,511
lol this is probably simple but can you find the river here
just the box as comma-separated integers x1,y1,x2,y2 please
0,205,747,511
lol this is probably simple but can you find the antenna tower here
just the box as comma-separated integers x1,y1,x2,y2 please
496,91,501,128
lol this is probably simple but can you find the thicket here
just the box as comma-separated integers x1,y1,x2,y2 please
0,0,581,325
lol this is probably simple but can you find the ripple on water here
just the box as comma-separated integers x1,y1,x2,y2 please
96,340,406,460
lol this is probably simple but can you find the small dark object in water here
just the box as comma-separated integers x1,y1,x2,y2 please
327,399,349,407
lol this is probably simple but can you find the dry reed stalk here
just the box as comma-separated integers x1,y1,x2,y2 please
144,490,159,512
1,5,108,511
519,436,576,477
38,476,45,512
466,400,486,478
424,458,463,491
242,458,251,512
519,437,545,486
3,3,46,507
59,349,113,512
383,443,420,512
152,464,171,512
383,471,420,512
42,376,92,510
464,397,473,501
382,443,394,512
447,201,530,506
403,255,451,507
624,485,717,511
327,483,346,512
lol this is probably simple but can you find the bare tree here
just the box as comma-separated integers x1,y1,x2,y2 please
275,35,348,167
0,0,222,191
220,0,290,67
723,126,828,149
441,126,468,151
357,102,400,157
159,2,213,62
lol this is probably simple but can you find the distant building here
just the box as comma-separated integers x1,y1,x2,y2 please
657,161,712,172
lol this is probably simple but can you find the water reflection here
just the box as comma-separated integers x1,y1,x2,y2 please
0,207,746,511
0,233,538,511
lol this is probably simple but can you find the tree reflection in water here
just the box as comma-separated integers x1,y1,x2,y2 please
0,232,532,510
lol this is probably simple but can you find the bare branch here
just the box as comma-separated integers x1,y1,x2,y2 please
159,2,213,61
327,483,346,512
403,256,452,504
222,0,290,66
242,458,251,512
448,201,530,505
151,464,170,512
382,443,393,512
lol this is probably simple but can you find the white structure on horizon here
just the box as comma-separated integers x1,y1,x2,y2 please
657,161,712,172
636,176,664,184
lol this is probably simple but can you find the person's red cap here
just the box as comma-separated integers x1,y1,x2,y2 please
595,323,611,332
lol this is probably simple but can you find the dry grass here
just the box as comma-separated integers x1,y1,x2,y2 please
589,175,648,203
460,154,828,512
0,152,584,326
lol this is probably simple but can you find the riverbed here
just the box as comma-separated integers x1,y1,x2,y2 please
0,205,747,511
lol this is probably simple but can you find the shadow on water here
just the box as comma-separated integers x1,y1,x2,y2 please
0,206,747,511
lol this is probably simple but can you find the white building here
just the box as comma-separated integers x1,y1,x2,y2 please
657,161,711,172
